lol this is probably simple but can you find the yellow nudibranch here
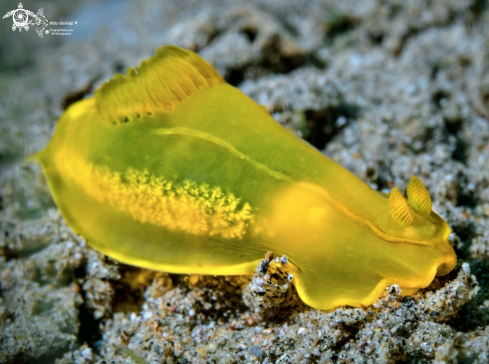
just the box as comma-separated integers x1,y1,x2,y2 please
34,46,456,310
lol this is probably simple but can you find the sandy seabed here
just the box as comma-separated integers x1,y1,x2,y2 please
1,0,489,363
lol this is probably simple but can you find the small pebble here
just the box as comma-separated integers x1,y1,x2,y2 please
80,347,92,360
248,345,263,358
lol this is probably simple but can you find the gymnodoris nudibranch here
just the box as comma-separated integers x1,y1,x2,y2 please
34,46,456,310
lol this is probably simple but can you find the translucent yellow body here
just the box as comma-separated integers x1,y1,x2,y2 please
35,46,456,310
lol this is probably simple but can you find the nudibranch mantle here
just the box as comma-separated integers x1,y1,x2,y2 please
35,46,456,310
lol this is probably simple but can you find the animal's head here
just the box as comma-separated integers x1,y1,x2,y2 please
383,176,455,276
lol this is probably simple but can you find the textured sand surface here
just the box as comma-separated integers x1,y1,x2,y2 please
1,0,489,363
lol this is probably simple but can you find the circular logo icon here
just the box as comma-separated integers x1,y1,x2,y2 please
45,30,49,34
12,8,29,28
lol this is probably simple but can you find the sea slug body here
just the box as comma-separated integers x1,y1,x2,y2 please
34,46,457,310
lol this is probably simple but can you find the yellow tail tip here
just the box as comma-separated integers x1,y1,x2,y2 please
23,151,43,166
